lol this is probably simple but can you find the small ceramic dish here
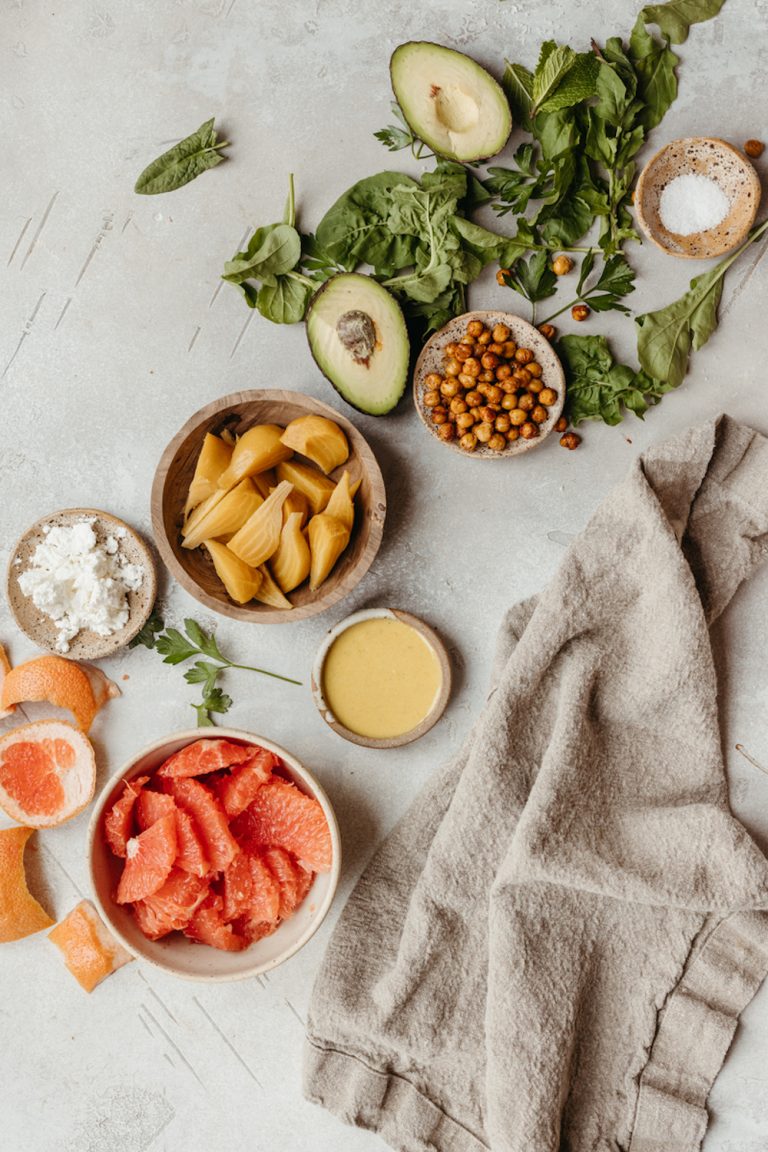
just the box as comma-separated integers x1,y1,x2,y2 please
311,607,452,749
7,508,157,660
152,390,386,624
635,137,760,258
88,728,341,982
413,311,565,457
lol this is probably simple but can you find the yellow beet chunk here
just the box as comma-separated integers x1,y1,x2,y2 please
255,564,293,609
182,487,226,539
282,488,310,528
280,415,350,474
308,513,351,591
184,433,234,516
228,480,293,567
217,425,293,491
271,512,311,593
182,478,263,550
205,540,263,604
324,470,361,532
276,460,336,515
252,468,277,500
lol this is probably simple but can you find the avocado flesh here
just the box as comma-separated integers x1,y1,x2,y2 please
391,41,512,163
306,274,410,417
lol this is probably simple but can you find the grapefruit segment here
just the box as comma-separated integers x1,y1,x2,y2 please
0,720,96,828
132,870,209,940
157,738,254,778
0,826,54,942
0,643,16,720
116,813,177,904
104,775,149,857
48,899,132,991
164,777,238,871
262,846,313,918
135,788,176,828
135,788,209,878
185,891,248,952
220,850,280,924
231,777,332,872
0,655,112,732
215,747,277,818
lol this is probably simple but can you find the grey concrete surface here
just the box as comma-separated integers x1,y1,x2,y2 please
2,1,767,1149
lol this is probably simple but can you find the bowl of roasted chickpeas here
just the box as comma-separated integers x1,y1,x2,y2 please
413,312,566,456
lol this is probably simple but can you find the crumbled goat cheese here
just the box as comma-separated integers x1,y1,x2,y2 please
659,173,730,236
17,521,144,653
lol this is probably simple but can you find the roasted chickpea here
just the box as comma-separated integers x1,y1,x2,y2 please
478,405,497,424
476,330,492,345
555,416,568,433
442,378,462,398
455,343,472,362
520,421,539,440
487,433,507,452
513,368,532,386
459,431,478,452
515,347,534,365
502,393,519,411
506,427,520,442
456,411,476,430
479,370,496,383
527,379,543,395
463,358,481,377
500,378,518,394
481,352,500,371
465,390,483,408
572,304,590,322
450,396,468,415
518,393,535,412
539,387,558,406
466,319,484,338
437,421,456,441
431,406,448,425
444,342,459,358
745,139,765,158
488,342,504,356
531,405,548,424
552,255,573,276
527,361,543,378
495,363,513,381
501,341,517,358
538,323,556,341
423,389,441,408
485,384,503,405
492,323,511,343
444,357,461,376
495,413,511,433
457,373,475,389
496,268,510,286
560,431,581,449
509,407,527,426
424,373,442,390
475,421,493,444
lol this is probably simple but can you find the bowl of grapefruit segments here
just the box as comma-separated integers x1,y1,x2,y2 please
88,729,341,981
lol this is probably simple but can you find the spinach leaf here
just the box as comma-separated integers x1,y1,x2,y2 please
134,118,229,195
222,223,302,286
558,334,672,425
315,172,421,274
257,275,313,324
640,0,726,44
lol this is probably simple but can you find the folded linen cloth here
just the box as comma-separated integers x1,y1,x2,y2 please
304,416,768,1152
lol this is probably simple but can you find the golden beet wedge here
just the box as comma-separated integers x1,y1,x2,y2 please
184,433,233,517
307,513,351,591
271,512,311,593
182,478,263,550
280,415,349,474
217,425,293,491
204,539,263,604
227,479,293,568
282,487,311,528
324,470,360,531
276,460,336,516
255,564,293,609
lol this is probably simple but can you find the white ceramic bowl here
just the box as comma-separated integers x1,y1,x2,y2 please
88,728,341,982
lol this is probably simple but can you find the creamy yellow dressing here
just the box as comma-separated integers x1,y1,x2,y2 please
321,617,442,739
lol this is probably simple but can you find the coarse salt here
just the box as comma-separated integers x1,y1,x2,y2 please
659,173,730,236
17,520,145,653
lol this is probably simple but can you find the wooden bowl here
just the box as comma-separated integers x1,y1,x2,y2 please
310,608,451,749
635,137,760,258
7,508,156,659
151,390,386,623
413,311,565,457
88,727,341,981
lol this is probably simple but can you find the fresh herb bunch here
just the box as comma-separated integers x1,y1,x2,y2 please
130,612,301,727
134,118,230,195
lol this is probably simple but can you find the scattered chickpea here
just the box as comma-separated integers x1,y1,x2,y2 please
465,390,483,408
444,357,461,376
450,397,468,415
530,405,549,424
459,432,478,452
555,416,568,433
745,139,765,158
456,411,476,430
437,422,455,441
492,324,511,343
552,255,574,276
466,319,485,338
501,393,518,411
539,387,558,406
520,421,539,440
527,361,543,378
487,433,507,451
538,323,556,341
517,393,535,412
496,268,510,286
509,408,527,426
431,406,448,425
571,304,590,322
423,389,441,408
475,422,493,444
515,347,534,365
560,432,581,450
495,413,511,433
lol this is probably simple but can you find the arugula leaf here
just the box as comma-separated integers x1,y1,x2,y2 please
129,608,164,650
640,0,726,44
134,118,229,195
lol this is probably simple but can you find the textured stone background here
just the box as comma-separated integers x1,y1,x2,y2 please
2,0,767,1149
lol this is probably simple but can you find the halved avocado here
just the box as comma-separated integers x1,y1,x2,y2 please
391,41,512,164
306,274,410,417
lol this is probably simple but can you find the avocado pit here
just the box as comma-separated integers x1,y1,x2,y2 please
336,310,377,366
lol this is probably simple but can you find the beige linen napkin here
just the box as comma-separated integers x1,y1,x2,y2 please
304,415,768,1152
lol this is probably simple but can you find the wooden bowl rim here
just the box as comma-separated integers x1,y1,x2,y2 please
151,390,386,624
413,311,565,458
635,136,761,259
310,607,452,749
7,507,157,659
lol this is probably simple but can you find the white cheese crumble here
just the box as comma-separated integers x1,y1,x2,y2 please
17,520,145,653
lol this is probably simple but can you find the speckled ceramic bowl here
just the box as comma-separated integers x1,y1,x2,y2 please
635,137,761,258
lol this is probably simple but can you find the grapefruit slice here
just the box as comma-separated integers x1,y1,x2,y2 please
0,655,116,732
135,788,209,878
0,720,96,828
220,851,280,924
104,775,149,857
132,870,209,940
0,644,16,720
215,747,277,818
116,813,177,904
48,899,132,991
185,891,247,952
0,826,54,942
232,916,280,945
231,777,332,872
157,738,254,778
164,777,239,871
262,846,313,917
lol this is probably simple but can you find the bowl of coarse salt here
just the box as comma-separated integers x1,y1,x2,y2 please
635,137,761,258
7,508,157,660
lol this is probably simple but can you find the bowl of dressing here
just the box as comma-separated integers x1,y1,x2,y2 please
311,608,451,748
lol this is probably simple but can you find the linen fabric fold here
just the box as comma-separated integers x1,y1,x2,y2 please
304,416,768,1152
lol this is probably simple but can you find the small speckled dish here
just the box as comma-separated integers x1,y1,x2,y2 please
311,607,452,749
413,311,565,457
635,137,761,258
7,508,157,660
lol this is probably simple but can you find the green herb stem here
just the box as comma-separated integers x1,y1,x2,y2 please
225,661,302,686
